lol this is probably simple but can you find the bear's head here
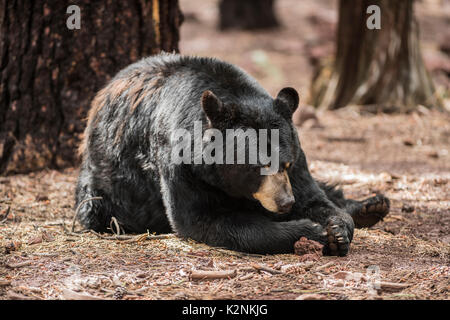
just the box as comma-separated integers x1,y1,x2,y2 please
200,87,303,214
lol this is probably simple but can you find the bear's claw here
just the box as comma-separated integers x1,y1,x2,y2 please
323,220,350,257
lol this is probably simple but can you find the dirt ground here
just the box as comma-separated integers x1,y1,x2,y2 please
0,0,449,300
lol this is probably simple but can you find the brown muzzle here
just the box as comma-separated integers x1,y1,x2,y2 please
252,170,295,213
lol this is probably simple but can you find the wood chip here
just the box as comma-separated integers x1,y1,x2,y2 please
238,273,254,281
28,235,43,245
280,261,315,273
6,261,32,268
0,279,11,286
378,282,411,292
190,269,237,280
92,232,175,242
296,293,326,300
315,261,334,271
6,291,35,300
251,263,284,275
61,288,105,300
35,194,49,202
0,206,11,223
42,231,55,242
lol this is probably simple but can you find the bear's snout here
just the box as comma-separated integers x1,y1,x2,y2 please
277,195,295,213
252,170,295,214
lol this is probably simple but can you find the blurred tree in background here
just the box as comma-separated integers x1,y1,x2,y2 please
310,0,441,111
219,0,279,30
0,0,182,174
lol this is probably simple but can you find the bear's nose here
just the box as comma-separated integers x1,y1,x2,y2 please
278,197,295,213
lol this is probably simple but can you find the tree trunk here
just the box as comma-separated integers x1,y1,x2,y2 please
310,0,441,111
0,0,182,174
219,0,279,30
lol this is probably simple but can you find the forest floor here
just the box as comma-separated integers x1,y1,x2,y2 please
0,0,449,301
0,109,449,300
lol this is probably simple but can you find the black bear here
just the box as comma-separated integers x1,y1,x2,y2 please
75,53,389,256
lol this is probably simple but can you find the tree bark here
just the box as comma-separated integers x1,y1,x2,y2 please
310,0,441,111
0,0,182,174
219,0,279,31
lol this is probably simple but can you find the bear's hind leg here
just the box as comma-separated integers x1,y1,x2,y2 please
74,191,111,232
75,169,112,232
349,195,390,228
317,181,390,229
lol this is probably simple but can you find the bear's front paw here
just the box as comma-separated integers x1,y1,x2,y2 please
311,222,328,244
323,216,351,257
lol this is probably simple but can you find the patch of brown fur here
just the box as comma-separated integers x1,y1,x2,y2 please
79,71,165,155
77,132,87,158
114,75,164,144
252,170,293,213
114,122,127,145
77,86,110,157
129,76,163,113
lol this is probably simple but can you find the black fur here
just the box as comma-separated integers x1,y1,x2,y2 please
75,53,389,255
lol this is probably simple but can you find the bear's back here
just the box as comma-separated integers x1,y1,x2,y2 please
114,53,270,102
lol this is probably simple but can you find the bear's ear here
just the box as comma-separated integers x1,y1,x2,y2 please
274,87,299,118
201,90,223,125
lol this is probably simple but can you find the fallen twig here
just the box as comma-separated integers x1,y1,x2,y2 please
238,273,254,281
31,252,59,257
378,282,411,292
315,261,335,271
251,263,284,275
296,293,326,300
90,231,133,240
109,216,124,235
44,221,69,233
6,261,32,268
190,269,237,281
0,279,11,286
212,247,264,258
6,291,36,300
122,233,151,243
0,206,11,223
66,230,91,237
280,261,315,272
71,197,103,232
123,233,176,242
61,288,105,300
91,231,175,242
